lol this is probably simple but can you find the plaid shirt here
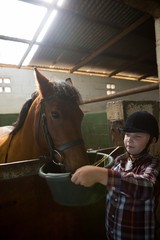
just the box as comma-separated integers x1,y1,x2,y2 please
106,152,160,240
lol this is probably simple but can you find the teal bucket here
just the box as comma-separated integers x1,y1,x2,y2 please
39,152,114,206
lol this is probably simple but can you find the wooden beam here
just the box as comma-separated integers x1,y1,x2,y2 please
70,14,151,73
137,74,153,81
122,0,160,18
0,159,44,180
83,83,159,104
108,50,155,77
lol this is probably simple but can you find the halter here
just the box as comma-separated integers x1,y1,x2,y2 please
40,96,84,166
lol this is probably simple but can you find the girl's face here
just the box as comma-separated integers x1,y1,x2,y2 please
124,132,150,157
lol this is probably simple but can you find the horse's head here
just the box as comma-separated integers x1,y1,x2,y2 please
34,68,89,172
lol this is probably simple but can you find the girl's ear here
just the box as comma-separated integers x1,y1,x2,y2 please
151,137,157,144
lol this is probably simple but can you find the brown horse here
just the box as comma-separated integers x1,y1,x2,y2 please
0,68,89,172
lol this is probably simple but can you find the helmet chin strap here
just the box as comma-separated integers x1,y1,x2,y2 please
127,136,153,160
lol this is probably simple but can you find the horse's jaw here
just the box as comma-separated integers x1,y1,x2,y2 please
62,145,89,173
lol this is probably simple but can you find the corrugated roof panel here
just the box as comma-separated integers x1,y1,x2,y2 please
65,0,143,27
43,12,117,50
41,0,146,62
79,54,127,73
103,32,155,59
31,44,86,68
0,0,157,81
30,47,62,65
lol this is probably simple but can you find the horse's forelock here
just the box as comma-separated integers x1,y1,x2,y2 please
51,81,82,105
10,80,82,136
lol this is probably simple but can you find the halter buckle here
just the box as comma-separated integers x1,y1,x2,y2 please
52,150,64,166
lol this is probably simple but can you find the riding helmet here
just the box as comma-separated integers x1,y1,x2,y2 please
121,111,159,142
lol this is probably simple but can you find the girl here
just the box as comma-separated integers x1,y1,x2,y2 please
71,111,160,240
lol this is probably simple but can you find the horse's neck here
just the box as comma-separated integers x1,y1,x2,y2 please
7,107,48,161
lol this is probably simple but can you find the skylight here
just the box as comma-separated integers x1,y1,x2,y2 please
0,0,65,66
36,9,57,43
0,0,47,40
22,45,39,66
0,39,29,65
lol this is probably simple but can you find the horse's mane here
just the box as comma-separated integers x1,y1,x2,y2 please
10,81,82,135
11,91,38,135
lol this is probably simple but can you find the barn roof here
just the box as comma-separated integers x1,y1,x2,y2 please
0,0,160,83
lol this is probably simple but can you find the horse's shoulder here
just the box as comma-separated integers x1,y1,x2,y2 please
0,126,14,137
0,128,14,163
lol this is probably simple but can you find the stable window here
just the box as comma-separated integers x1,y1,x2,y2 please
4,86,11,93
0,77,11,93
3,78,11,84
106,83,116,95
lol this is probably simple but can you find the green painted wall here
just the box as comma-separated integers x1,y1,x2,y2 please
0,114,18,126
81,111,112,150
0,112,112,150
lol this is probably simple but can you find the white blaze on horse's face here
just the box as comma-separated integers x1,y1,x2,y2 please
35,68,89,172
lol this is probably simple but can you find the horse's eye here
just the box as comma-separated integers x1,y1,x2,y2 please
51,111,60,119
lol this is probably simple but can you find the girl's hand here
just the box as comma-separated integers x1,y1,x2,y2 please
71,165,108,187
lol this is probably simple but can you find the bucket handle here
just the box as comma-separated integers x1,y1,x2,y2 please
93,146,120,167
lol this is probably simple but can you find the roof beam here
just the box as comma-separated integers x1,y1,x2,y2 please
70,14,151,73
122,0,160,18
108,50,155,77
137,66,158,80
138,74,153,81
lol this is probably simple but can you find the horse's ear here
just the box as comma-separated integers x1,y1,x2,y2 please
65,78,73,85
34,68,52,97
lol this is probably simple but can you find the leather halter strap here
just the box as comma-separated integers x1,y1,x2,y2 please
57,139,84,151
40,96,83,166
